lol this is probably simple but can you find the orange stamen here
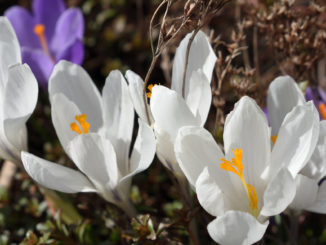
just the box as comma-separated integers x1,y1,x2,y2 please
33,24,54,63
70,114,90,135
271,135,278,145
220,149,259,217
319,103,326,120
147,83,161,98
147,84,154,98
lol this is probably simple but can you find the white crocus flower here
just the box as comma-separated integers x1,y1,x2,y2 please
21,61,156,217
0,17,38,165
175,96,319,245
267,75,326,213
126,30,217,176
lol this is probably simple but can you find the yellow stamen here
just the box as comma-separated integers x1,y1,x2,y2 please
33,24,54,63
271,135,278,145
147,83,161,98
70,114,90,135
319,103,326,120
220,149,259,217
147,84,154,98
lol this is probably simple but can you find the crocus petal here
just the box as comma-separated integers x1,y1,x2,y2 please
150,85,199,141
21,151,96,193
171,30,217,97
67,133,119,190
33,0,65,42
51,8,84,57
224,96,270,195
55,39,84,65
119,119,156,184
4,6,39,49
102,70,134,175
174,126,247,210
49,61,103,132
21,47,53,88
207,211,269,245
185,70,211,125
51,93,82,149
0,17,21,90
260,168,296,217
2,64,38,154
175,126,223,187
154,124,181,173
270,102,319,177
125,70,153,124
306,181,326,214
267,76,305,135
289,174,318,210
196,167,229,217
301,120,326,180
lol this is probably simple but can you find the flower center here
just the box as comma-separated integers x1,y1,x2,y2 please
319,103,326,120
70,114,90,135
33,24,55,63
220,149,259,217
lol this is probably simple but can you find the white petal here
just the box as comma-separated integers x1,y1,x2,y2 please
2,64,38,151
289,174,318,210
119,119,156,184
21,151,96,193
260,168,296,217
301,120,326,180
223,96,270,196
67,133,119,189
174,126,246,210
207,211,269,245
150,85,199,141
51,93,82,150
125,70,153,123
154,124,182,174
196,167,229,217
267,76,305,135
175,126,223,187
49,60,103,132
102,70,134,175
270,102,319,177
185,70,212,125
0,17,21,91
306,181,326,213
171,30,216,97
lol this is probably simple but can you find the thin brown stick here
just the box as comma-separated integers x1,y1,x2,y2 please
0,161,16,189
236,5,251,69
143,55,159,125
253,26,260,83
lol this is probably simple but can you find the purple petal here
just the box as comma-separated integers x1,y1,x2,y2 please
4,6,39,49
56,40,84,65
22,47,54,89
306,86,320,109
263,106,270,125
32,0,65,43
50,8,84,56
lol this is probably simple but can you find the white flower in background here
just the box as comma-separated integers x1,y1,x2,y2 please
175,96,319,245
21,61,156,217
126,30,217,176
267,75,326,213
0,17,38,165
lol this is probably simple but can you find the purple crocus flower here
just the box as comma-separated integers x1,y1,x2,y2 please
306,86,326,119
5,0,84,88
